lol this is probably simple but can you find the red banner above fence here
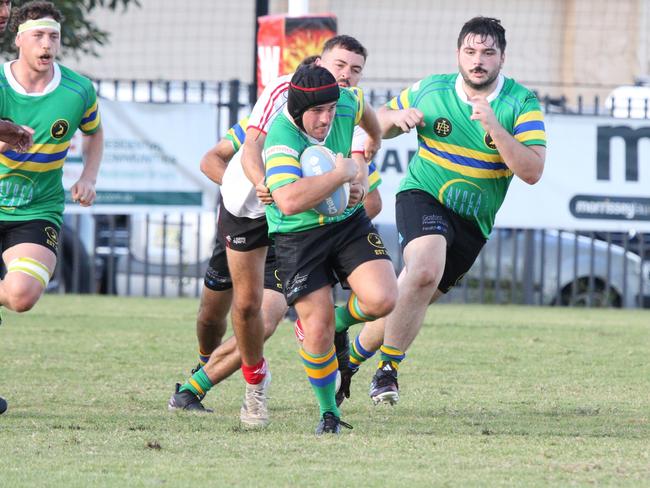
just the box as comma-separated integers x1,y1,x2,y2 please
256,14,337,97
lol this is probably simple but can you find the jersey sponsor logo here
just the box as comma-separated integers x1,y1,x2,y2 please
0,173,35,209
439,179,486,219
422,214,447,233
265,144,299,158
484,133,497,150
50,119,70,139
433,117,452,137
44,226,58,249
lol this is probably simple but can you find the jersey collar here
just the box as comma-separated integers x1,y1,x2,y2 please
282,105,333,145
455,72,504,105
3,61,61,96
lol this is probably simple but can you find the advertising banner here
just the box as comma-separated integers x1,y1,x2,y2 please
370,114,650,232
63,99,219,214
256,14,337,96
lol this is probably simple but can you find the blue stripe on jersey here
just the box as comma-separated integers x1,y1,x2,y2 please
3,148,69,163
266,165,302,178
419,139,508,171
233,123,246,144
513,120,545,135
81,109,98,125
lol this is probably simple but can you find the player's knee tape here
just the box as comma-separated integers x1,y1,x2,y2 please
6,257,51,288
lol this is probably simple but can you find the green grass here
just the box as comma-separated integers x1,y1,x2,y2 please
1,295,649,487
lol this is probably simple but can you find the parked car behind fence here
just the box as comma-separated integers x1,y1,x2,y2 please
50,212,650,309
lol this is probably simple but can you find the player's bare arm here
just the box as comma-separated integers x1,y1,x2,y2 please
470,95,545,184
348,152,369,207
200,138,235,185
71,127,103,206
358,101,382,162
377,105,425,139
241,127,267,187
272,153,357,216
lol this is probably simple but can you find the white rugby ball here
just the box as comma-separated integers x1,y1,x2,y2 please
299,145,350,217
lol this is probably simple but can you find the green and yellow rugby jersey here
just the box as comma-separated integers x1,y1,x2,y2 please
264,87,363,235
0,62,101,226
224,116,249,151
388,73,546,238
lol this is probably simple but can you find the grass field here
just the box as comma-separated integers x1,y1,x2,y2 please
1,295,649,487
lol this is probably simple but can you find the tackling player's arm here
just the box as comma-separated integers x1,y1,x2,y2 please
0,120,34,152
363,188,382,220
470,95,545,185
72,126,104,207
241,128,273,204
272,153,357,216
200,138,235,185
348,152,368,207
358,102,382,162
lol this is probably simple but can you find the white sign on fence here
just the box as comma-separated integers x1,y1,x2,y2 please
63,99,219,214
371,114,650,232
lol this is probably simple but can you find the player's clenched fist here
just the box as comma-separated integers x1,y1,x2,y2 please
469,95,499,133
394,108,425,133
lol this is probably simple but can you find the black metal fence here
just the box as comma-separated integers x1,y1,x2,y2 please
51,79,650,308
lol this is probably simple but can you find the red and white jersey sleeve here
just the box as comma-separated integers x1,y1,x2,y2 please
248,73,293,134
351,125,368,155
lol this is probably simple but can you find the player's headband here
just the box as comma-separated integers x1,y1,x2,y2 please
17,18,61,35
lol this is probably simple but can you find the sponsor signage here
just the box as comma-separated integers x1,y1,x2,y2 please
63,99,218,214
371,114,650,232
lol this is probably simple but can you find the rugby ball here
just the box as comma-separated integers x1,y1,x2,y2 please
299,145,350,217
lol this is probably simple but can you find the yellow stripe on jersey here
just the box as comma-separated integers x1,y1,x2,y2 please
515,130,546,144
514,110,544,126
387,88,411,110
368,170,381,190
418,147,513,179
22,141,70,155
349,87,365,125
80,101,101,133
0,141,71,172
420,135,504,163
265,156,301,171
266,173,299,188
82,100,98,119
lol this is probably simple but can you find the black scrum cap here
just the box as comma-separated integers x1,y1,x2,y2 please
287,65,340,130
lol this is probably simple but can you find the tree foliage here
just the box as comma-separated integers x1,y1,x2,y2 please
0,0,140,57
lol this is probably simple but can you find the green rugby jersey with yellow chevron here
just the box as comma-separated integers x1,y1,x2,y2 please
0,62,101,226
388,73,546,238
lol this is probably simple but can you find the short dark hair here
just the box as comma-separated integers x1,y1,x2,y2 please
299,54,320,68
322,34,368,60
10,1,63,33
457,17,506,53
